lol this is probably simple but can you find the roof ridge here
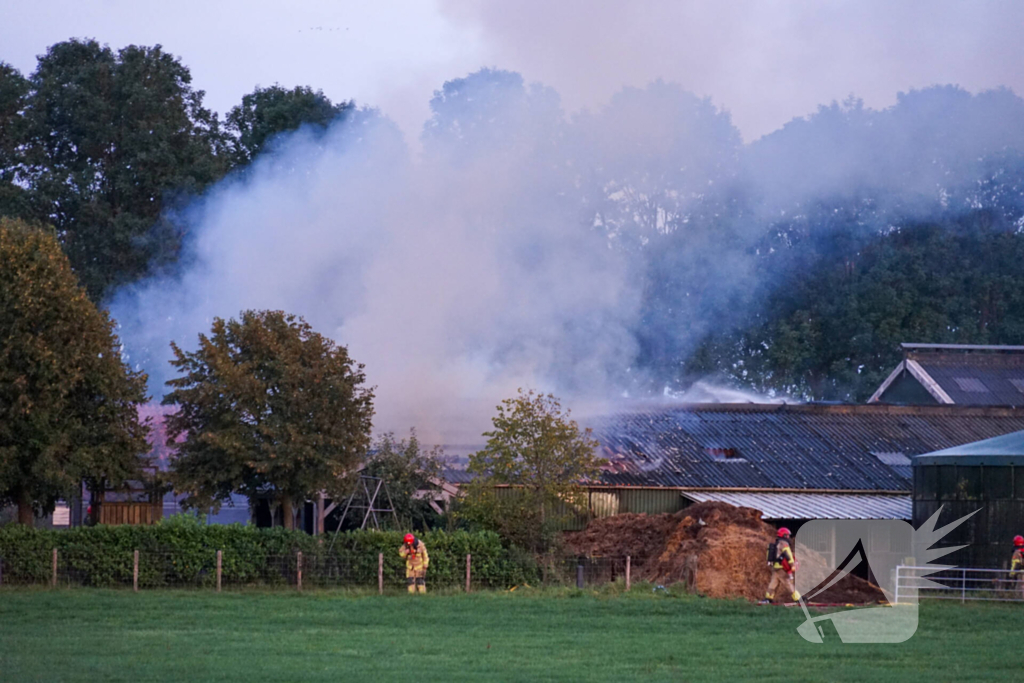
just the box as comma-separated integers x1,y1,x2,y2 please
598,402,1024,416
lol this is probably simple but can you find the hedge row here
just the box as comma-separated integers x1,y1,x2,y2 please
0,515,539,588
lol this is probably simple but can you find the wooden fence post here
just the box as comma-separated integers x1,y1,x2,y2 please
297,551,303,592
378,553,383,595
133,550,139,592
466,554,471,593
51,548,57,588
216,550,222,593
626,555,631,592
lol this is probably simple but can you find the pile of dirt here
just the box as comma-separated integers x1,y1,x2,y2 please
562,501,886,604
809,573,890,604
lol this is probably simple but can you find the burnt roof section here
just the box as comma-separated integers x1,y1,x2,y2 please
588,403,1024,492
870,344,1024,406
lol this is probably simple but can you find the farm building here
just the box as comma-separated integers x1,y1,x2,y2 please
869,343,1024,406
492,402,1024,531
913,429,1024,569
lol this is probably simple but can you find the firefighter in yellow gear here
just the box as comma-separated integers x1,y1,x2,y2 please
761,527,801,604
1010,535,1024,599
400,533,429,594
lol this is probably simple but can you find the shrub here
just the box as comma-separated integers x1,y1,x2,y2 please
0,517,538,588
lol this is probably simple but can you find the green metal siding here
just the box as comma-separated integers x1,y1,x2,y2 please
914,463,1024,568
878,372,940,405
492,487,687,531
618,488,686,515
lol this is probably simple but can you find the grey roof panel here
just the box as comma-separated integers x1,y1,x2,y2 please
914,428,1024,463
591,404,1024,491
916,362,1024,406
681,491,911,520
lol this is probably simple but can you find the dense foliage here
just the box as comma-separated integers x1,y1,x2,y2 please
349,431,444,532
0,42,353,302
689,211,1024,401
0,218,150,525
0,516,535,588
17,40,229,300
226,84,352,165
164,310,374,529
460,390,602,551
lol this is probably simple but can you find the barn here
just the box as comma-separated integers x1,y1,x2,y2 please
869,343,1024,406
913,429,1024,569
554,403,1024,532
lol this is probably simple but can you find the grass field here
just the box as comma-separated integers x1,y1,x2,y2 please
0,587,1020,682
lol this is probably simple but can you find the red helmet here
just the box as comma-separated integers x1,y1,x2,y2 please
404,533,415,545
1014,535,1024,547
777,527,792,538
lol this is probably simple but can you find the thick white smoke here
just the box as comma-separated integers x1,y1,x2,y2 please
112,75,646,444
111,69,1024,445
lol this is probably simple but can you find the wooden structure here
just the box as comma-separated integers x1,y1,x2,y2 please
98,501,163,526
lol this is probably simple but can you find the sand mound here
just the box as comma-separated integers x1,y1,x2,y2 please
563,501,886,604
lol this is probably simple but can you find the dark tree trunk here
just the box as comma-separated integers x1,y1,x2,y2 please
87,480,103,526
281,495,294,530
17,487,34,527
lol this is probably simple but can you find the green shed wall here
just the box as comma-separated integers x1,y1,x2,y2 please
914,464,1024,568
493,487,687,531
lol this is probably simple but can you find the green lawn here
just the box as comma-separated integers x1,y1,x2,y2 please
0,587,1019,682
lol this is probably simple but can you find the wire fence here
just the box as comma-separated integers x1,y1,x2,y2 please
0,549,650,592
895,565,1024,603
12,551,1022,602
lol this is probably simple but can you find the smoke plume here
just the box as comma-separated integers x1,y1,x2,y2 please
112,73,644,444
111,70,1024,444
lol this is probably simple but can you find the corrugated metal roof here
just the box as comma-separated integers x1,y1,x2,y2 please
909,347,1024,406
680,491,912,520
441,468,477,485
589,404,1024,492
915,363,1024,406
915,428,1024,465
902,343,1024,352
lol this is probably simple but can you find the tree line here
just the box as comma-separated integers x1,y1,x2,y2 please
0,39,351,302
1,215,595,537
5,41,1024,402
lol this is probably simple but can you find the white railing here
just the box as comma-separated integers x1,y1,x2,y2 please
894,565,1024,604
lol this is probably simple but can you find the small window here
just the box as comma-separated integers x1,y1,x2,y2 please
1009,378,1024,395
953,377,989,393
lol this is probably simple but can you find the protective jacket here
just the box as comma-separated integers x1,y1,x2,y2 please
400,539,430,578
764,538,801,602
771,538,797,573
1011,548,1024,578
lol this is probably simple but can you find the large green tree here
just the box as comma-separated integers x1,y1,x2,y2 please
460,390,601,551
0,218,150,525
226,84,351,166
21,39,228,300
0,63,30,220
693,213,1024,401
164,310,374,529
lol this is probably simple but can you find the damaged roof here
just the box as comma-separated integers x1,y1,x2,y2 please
870,343,1024,406
589,403,1024,492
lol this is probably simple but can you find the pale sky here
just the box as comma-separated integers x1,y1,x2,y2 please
3,0,1023,143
